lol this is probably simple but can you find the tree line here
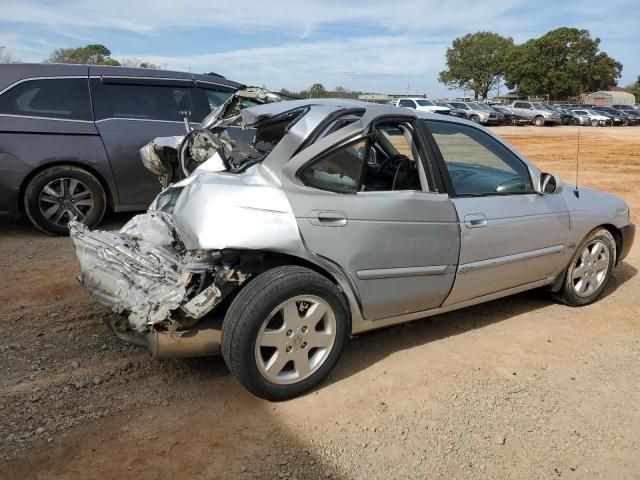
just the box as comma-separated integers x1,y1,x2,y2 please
439,27,628,100
1,34,639,102
0,43,160,69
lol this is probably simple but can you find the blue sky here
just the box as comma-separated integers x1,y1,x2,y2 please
1,0,639,97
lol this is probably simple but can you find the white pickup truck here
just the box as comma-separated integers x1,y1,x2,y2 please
394,97,451,115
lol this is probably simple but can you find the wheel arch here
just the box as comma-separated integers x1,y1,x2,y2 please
225,250,360,331
600,223,623,264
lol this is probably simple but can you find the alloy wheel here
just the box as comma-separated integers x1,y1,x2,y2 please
255,295,336,384
38,177,95,227
571,240,610,297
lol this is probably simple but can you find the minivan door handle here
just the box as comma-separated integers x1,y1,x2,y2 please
464,213,488,228
309,210,348,227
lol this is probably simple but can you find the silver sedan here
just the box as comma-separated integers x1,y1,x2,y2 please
70,99,635,400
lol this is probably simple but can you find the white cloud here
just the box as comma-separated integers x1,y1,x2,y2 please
2,0,638,91
2,0,523,35
117,35,450,93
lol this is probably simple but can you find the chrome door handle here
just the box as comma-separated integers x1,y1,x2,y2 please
464,213,488,228
309,210,348,227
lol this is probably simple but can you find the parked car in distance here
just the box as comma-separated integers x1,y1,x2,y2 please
488,104,531,125
592,106,635,126
70,99,635,400
394,97,450,114
612,105,640,123
568,109,594,126
541,105,579,125
508,101,562,126
446,101,500,125
569,109,612,126
436,102,467,119
0,63,246,234
591,108,626,126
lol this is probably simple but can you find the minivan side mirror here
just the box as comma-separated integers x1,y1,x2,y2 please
538,172,563,194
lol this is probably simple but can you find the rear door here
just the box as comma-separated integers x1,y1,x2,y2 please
283,116,460,321
421,119,570,305
90,75,196,208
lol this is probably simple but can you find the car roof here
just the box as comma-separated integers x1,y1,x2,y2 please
0,63,242,92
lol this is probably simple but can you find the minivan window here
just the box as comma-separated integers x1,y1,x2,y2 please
0,78,92,121
91,81,193,121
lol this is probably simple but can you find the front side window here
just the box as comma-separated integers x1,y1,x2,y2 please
92,81,192,121
0,78,91,121
424,120,533,195
514,102,531,109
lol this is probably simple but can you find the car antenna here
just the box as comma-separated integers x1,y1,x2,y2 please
574,122,581,198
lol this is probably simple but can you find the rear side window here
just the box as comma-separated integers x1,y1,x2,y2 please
300,139,367,193
0,78,92,121
91,81,193,121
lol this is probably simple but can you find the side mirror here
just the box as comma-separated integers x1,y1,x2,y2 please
538,172,563,194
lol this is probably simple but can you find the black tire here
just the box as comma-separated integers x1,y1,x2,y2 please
24,165,106,235
556,228,616,307
591,119,598,127
533,116,545,127
470,115,481,124
222,266,350,401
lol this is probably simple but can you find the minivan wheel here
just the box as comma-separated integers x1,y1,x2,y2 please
222,266,349,401
24,165,106,235
533,116,545,127
470,115,480,124
591,119,599,127
556,228,616,307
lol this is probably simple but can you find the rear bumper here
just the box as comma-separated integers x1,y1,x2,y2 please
619,223,635,263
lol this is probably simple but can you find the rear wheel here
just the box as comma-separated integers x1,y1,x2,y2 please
222,266,349,400
24,165,106,235
556,228,616,306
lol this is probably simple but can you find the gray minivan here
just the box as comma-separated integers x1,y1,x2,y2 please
0,64,241,234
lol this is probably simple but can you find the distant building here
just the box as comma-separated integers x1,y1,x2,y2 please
584,90,635,106
358,93,390,104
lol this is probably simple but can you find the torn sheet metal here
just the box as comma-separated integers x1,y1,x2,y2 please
140,87,284,187
69,211,246,332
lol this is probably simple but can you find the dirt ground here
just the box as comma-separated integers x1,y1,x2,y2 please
1,126,639,480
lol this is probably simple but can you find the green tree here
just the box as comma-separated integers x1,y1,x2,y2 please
505,28,622,99
120,57,161,69
308,83,328,98
438,32,514,100
0,46,17,63
628,75,640,103
46,44,121,66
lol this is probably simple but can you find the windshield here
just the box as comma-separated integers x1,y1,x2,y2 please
416,99,436,106
475,103,494,111
531,103,545,109
468,103,484,111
